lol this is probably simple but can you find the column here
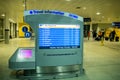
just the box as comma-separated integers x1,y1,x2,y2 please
90,22,93,38
4,13,10,44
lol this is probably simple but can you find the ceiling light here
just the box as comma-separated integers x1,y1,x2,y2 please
1,14,5,17
102,16,105,18
83,7,86,10
108,18,111,21
9,18,15,23
22,4,25,7
96,12,101,15
66,0,71,1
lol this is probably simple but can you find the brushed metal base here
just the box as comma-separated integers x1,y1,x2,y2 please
13,65,84,80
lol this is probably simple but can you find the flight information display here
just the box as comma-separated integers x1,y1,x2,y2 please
38,24,80,49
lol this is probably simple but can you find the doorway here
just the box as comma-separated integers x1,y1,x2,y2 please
0,18,4,40
84,24,90,37
10,22,17,39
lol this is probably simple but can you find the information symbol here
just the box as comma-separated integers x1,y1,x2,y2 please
25,32,31,38
22,26,28,32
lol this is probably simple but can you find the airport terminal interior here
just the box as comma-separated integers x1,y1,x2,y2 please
0,0,120,80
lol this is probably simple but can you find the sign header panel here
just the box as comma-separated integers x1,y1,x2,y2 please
24,10,83,21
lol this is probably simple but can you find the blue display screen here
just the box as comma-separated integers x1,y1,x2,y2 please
112,22,120,27
38,24,80,49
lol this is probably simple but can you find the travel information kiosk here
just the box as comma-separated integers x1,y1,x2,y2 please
9,10,84,80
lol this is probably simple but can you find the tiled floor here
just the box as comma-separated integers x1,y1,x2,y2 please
0,38,120,80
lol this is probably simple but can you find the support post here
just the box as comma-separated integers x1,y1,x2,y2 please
5,29,9,44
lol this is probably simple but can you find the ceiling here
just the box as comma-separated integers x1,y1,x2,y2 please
0,0,120,23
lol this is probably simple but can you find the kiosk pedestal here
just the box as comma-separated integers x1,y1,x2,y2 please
9,10,84,80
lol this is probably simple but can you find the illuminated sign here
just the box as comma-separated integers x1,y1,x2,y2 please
22,26,31,38
24,10,83,20
112,22,120,27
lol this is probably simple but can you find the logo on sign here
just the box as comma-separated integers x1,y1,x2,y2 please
22,26,31,38
29,11,33,14
22,26,28,32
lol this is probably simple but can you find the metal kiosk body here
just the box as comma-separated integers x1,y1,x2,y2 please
9,10,84,80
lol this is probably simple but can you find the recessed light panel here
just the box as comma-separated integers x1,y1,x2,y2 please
96,12,101,15
66,0,71,1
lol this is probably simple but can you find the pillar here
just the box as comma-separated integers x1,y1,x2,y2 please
90,22,93,38
5,29,9,44
4,13,9,44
